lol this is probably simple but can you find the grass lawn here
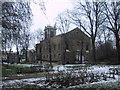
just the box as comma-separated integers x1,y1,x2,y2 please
2,64,45,77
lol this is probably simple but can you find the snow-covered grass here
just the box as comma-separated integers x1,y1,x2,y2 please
89,65,120,73
53,64,120,74
2,64,120,89
8,63,41,67
68,81,120,89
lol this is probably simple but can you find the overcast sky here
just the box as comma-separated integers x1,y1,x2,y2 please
30,0,74,33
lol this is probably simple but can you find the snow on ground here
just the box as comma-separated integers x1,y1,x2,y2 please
68,80,120,89
10,64,41,67
89,65,120,73
2,64,120,89
53,64,86,72
3,62,41,67
53,65,66,71
53,64,120,73
2,77,46,86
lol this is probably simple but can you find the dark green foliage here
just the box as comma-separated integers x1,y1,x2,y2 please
96,41,117,64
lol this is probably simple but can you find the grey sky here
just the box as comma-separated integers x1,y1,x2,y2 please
30,0,73,33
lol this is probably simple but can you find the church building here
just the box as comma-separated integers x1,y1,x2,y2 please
36,25,91,64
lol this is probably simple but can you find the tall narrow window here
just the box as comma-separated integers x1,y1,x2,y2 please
43,55,45,59
58,44,60,50
54,54,56,58
66,43,68,49
77,41,80,46
54,44,56,50
50,31,54,37
86,44,89,51
58,54,60,58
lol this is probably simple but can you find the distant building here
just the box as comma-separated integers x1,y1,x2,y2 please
27,49,36,63
2,51,18,63
36,26,91,64
1,51,7,62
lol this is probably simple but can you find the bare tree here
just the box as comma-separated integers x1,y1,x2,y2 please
68,1,105,62
103,2,120,64
2,28,14,63
20,29,31,63
56,10,71,34
96,25,114,47
29,29,44,49
35,29,44,42
2,2,32,63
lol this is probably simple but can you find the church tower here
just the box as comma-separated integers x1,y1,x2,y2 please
44,25,56,39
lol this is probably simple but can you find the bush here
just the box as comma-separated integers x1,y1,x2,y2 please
96,41,117,63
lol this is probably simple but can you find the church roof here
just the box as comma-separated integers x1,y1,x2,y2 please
39,27,90,43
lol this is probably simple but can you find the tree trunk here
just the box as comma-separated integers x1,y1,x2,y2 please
115,33,120,64
92,38,96,63
25,48,28,63
6,51,9,63
40,45,42,64
49,39,52,67
49,50,52,66
80,41,83,64
16,46,20,63
63,35,68,64
7,48,12,63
